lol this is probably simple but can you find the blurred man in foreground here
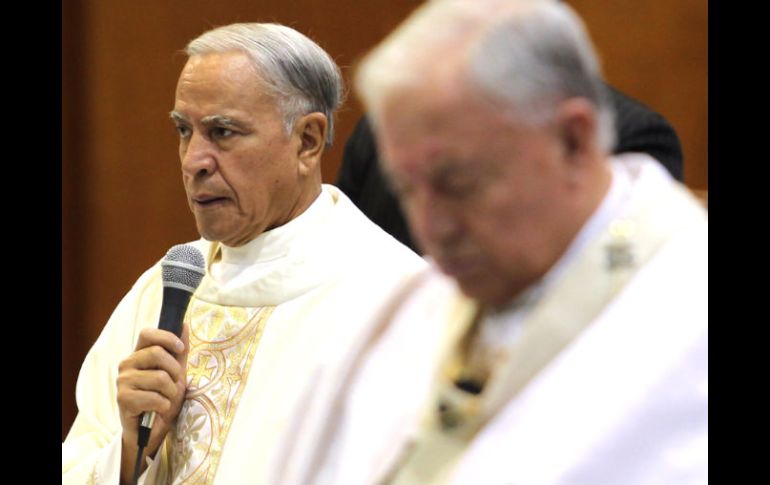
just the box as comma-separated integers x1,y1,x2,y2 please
269,1,707,483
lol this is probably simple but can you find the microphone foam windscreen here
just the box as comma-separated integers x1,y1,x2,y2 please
161,244,206,292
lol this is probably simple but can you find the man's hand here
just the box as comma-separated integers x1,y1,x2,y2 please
117,324,190,484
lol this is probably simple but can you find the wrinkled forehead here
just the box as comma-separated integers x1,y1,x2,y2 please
377,72,513,151
375,91,519,186
176,51,267,94
173,51,278,116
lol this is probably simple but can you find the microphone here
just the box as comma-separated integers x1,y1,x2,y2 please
138,244,205,440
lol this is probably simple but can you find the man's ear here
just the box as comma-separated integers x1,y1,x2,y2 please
555,97,599,165
294,112,328,176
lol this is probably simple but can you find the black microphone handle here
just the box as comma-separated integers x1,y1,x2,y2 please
157,286,195,337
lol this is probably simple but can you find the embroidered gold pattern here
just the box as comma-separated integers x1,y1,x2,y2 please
86,466,98,485
166,300,274,484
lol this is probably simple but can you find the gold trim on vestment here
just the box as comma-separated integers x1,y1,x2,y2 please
164,301,275,484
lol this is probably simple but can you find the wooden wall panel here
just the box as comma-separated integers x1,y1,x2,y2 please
62,0,708,439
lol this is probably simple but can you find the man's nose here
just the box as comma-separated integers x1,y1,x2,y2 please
409,194,461,247
181,133,216,177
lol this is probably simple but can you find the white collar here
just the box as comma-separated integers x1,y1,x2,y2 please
196,187,337,306
214,189,333,271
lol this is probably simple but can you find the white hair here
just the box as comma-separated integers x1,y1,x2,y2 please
187,23,345,146
356,0,616,152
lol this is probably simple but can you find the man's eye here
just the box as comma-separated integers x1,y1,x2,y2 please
438,177,477,199
176,125,191,138
212,127,234,139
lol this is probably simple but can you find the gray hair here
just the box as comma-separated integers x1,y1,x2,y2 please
356,0,616,152
187,23,344,146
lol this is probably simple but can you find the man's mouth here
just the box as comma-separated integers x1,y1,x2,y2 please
436,255,484,279
193,195,229,207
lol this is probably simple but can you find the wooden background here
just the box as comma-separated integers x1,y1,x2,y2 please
62,0,708,439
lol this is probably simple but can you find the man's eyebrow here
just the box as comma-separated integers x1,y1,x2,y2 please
168,112,246,129
169,111,188,123
431,161,467,180
200,115,246,128
409,156,454,180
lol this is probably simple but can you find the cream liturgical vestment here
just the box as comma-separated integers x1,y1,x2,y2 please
267,154,708,485
61,185,427,485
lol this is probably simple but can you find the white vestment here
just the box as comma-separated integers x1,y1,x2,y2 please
268,155,708,485
62,185,427,485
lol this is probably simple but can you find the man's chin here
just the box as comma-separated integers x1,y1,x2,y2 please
195,226,233,246
455,277,517,308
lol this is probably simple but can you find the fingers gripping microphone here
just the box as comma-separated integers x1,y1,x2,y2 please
137,245,205,444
